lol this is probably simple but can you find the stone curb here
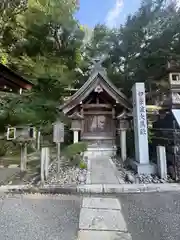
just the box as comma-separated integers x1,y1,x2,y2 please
0,164,20,169
0,184,77,194
108,158,125,184
86,157,91,184
77,183,180,194
0,183,180,195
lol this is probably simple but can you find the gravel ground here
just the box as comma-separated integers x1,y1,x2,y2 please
119,192,180,240
112,158,174,184
45,161,87,185
0,193,81,240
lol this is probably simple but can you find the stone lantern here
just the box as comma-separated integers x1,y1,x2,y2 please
118,119,129,131
69,112,83,143
6,125,36,142
117,116,129,162
6,125,36,172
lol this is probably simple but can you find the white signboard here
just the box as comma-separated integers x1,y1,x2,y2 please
53,121,64,143
132,83,149,164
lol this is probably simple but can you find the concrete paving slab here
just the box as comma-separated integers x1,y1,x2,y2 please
79,208,127,231
90,157,119,184
82,197,121,210
78,230,132,240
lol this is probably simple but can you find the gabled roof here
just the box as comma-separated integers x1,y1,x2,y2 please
0,64,33,90
60,68,131,114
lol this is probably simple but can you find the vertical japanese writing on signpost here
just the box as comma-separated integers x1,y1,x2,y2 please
138,91,147,135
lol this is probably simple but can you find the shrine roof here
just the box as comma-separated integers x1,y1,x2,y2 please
0,64,33,91
60,67,131,114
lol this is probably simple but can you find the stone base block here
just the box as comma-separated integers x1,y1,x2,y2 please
130,161,157,175
84,147,116,158
78,230,132,240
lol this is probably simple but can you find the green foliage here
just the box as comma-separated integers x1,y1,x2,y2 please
1,0,180,139
27,144,36,154
72,154,81,166
63,142,87,159
0,140,8,157
62,142,87,166
79,161,87,170
10,0,84,79
0,0,84,132
81,0,180,96
148,127,154,144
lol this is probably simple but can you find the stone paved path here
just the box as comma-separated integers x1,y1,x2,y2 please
89,156,120,184
78,197,132,240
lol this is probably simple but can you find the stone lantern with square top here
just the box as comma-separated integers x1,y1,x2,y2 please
69,112,83,143
6,125,36,172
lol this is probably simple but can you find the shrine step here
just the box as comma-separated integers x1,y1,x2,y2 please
84,148,116,158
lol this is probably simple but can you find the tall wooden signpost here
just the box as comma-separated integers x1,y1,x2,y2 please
53,121,64,172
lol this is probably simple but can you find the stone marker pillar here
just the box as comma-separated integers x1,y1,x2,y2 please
41,147,46,183
131,82,156,174
44,147,50,180
37,131,41,151
73,130,79,143
157,146,167,179
20,143,27,172
120,130,126,162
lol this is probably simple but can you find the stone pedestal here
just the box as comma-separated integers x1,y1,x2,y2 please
84,146,117,158
73,130,79,143
130,160,157,175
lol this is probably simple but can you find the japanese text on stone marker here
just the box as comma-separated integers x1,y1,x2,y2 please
138,91,147,135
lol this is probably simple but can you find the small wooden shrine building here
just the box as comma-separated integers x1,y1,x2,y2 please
60,61,132,159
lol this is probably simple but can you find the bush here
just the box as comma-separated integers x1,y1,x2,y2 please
27,143,36,154
63,142,87,159
72,154,82,166
0,140,8,157
148,127,154,144
63,142,87,166
79,161,87,169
